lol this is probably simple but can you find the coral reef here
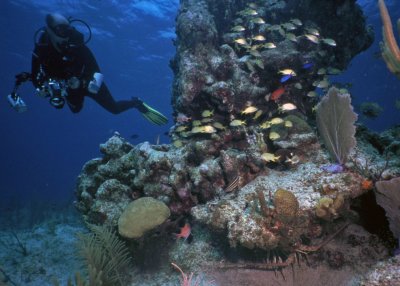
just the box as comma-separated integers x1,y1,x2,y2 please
360,102,384,119
75,127,398,266
75,133,269,224
71,0,400,283
191,150,363,252
360,256,400,286
315,194,345,221
5,0,400,284
171,0,372,128
378,0,400,79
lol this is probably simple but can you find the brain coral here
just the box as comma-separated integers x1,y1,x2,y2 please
118,197,170,239
274,189,299,221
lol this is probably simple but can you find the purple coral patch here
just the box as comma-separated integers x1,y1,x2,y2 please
321,164,344,173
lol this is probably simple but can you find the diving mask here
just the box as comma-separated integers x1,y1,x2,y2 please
46,26,69,51
50,23,73,38
46,13,72,51
39,13,89,52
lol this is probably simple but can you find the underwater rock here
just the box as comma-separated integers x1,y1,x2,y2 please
76,158,103,200
118,197,171,239
271,114,317,150
75,124,399,253
171,0,372,128
87,179,132,225
76,133,270,223
349,124,400,181
360,256,400,285
315,223,390,274
99,132,134,160
191,151,365,251
175,0,218,50
360,101,384,119
284,114,313,134
379,125,400,157
228,211,280,250
273,132,317,150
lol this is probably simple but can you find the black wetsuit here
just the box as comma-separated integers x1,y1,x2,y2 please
31,30,138,114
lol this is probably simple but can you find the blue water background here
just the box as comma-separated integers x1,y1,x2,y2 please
0,0,399,213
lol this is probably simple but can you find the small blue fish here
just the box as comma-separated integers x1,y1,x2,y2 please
302,62,314,69
321,164,344,173
280,74,293,83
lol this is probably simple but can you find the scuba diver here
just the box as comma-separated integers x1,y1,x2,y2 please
8,13,168,125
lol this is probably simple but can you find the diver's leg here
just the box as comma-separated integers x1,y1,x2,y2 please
66,92,84,113
87,83,137,114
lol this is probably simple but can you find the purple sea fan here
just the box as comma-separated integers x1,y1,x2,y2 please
316,87,358,165
375,177,400,241
321,163,344,173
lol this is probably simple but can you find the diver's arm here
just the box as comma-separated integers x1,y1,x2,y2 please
31,49,41,88
80,45,101,81
31,32,49,88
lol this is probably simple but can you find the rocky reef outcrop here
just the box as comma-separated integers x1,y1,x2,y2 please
75,126,399,255
171,0,373,123
74,0,400,281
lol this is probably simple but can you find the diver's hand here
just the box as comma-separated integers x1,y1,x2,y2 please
132,97,168,125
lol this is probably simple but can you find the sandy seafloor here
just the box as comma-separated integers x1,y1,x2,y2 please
1,205,400,286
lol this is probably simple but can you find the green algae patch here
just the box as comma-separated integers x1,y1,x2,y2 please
118,197,170,238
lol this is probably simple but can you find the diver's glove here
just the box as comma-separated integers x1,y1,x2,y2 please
132,97,168,125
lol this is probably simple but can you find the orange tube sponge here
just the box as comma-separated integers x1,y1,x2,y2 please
378,0,400,65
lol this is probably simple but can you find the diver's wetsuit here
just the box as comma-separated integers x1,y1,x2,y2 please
31,31,137,114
